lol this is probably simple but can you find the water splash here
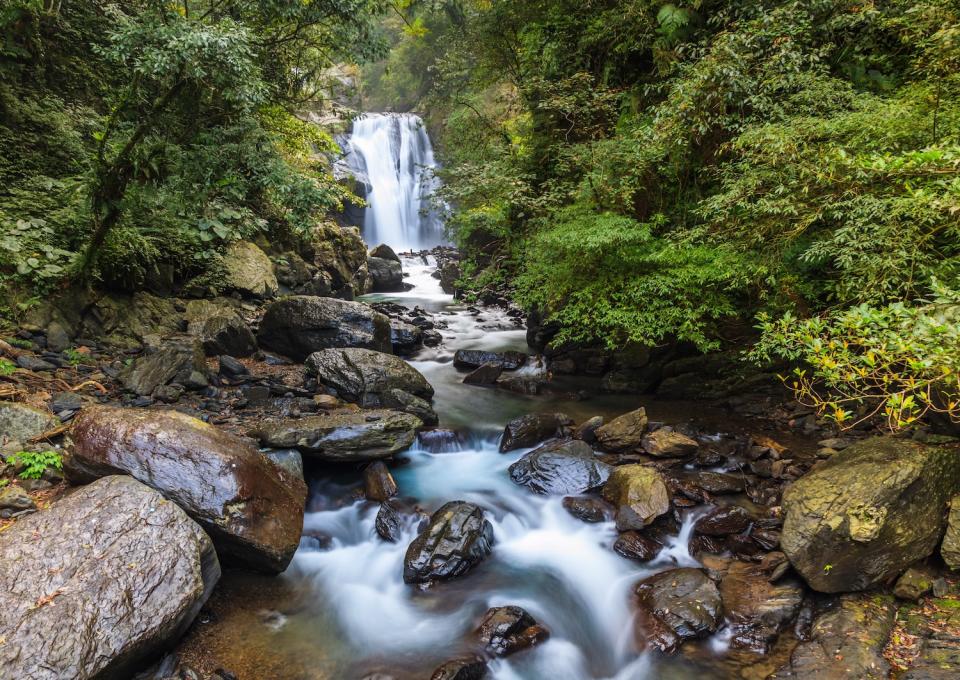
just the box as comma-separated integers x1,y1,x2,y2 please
343,113,446,250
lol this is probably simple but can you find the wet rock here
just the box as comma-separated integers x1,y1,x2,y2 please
0,476,220,679
476,605,549,657
0,484,35,511
595,408,648,452
375,498,428,543
781,437,960,592
403,501,494,584
633,568,723,652
121,339,208,396
67,406,305,573
641,429,698,458
453,349,527,371
602,464,671,531
667,470,746,502
370,243,400,262
305,347,434,405
430,656,487,680
417,428,465,453
894,566,936,601
498,412,572,452
574,416,604,443
497,372,549,395
614,531,662,562
222,241,278,298
379,387,439,426
689,534,727,558
363,461,398,501
0,402,58,442
258,296,391,361
254,410,422,462
390,319,423,355
508,439,611,495
694,505,753,536
773,595,896,679
942,495,960,570
562,496,614,523
719,560,804,652
463,362,502,386
263,449,304,481
437,260,462,296
368,256,404,292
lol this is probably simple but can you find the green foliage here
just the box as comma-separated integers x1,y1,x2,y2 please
0,358,16,377
8,450,62,480
753,281,960,430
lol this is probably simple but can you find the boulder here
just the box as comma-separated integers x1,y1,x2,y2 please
498,412,572,452
781,437,960,592
942,495,960,570
0,402,58,443
694,505,753,536
403,501,494,584
301,222,369,299
0,476,220,679
773,595,896,679
258,296,391,361
194,314,256,357
254,409,422,462
121,339,208,396
614,531,662,562
370,243,400,262
562,496,614,523
305,347,434,406
893,566,936,601
379,387,439,426
390,319,423,355
476,606,549,657
641,429,699,458
376,498,428,543
437,260,461,296
633,568,723,652
0,484,35,511
430,656,487,680
463,362,502,386
368,256,404,292
508,439,611,495
67,406,305,573
453,349,527,371
363,461,398,502
719,560,804,651
595,408,648,452
221,241,278,298
574,415,604,443
602,465,671,531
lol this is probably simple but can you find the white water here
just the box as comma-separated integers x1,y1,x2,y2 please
343,113,446,251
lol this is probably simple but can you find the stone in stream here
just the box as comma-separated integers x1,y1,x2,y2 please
772,594,896,679
0,401,58,442
375,498,429,543
498,412,572,452
594,408,648,452
363,461,398,501
942,494,960,570
257,295,391,361
462,361,502,386
379,387,439,426
67,406,305,573
305,347,434,404
574,415,604,443
390,319,423,355
694,505,753,536
370,243,400,262
667,470,746,501
718,560,804,652
430,656,488,680
601,464,671,531
781,437,960,593
254,409,422,462
121,338,209,396
368,256,405,292
453,349,527,371
403,501,494,584
417,428,466,453
633,567,723,653
562,496,615,523
641,429,699,458
475,605,550,657
508,439,611,495
614,531,662,562
0,476,220,679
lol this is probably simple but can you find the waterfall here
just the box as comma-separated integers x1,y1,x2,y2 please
342,113,446,251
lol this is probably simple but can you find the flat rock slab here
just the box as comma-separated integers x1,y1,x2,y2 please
67,406,305,573
0,476,220,679
254,409,423,462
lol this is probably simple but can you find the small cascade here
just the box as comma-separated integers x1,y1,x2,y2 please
342,113,446,250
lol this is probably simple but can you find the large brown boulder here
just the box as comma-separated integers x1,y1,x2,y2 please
595,408,648,452
404,501,494,584
66,406,305,573
254,409,422,462
0,476,220,679
781,437,960,592
305,347,434,404
257,296,391,361
602,464,671,531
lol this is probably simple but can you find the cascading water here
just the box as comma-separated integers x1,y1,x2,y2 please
343,113,446,251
